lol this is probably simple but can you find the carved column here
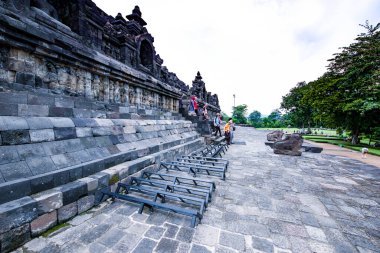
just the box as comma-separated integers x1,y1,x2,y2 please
84,71,92,99
136,87,142,108
103,76,110,103
123,83,129,105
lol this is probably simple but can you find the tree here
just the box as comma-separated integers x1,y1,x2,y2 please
248,110,262,127
232,104,248,124
307,21,380,144
281,81,314,129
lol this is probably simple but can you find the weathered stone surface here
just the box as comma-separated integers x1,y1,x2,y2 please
77,195,95,214
0,196,37,233
76,127,93,137
273,133,303,156
30,129,55,143
0,223,30,253
54,127,76,140
155,238,179,253
58,202,78,223
0,103,18,116
26,156,57,175
49,117,75,128
0,161,32,181
1,130,30,145
18,104,49,117
32,189,63,214
15,72,35,86
27,93,55,106
267,130,284,142
132,238,157,253
58,181,87,205
49,107,74,117
1,116,29,130
26,117,53,129
0,146,20,165
219,230,245,251
30,211,57,236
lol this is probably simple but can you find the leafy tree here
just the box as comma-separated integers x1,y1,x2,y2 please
248,110,262,127
281,81,314,129
282,21,380,144
232,104,248,124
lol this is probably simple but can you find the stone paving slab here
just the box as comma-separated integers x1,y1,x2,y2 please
16,127,380,253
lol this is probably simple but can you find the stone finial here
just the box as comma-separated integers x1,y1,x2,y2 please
132,6,142,17
196,71,202,80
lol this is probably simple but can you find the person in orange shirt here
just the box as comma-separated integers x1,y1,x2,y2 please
224,118,232,144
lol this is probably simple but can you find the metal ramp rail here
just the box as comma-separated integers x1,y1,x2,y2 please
160,161,226,180
102,137,230,227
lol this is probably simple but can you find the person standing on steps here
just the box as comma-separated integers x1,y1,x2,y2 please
192,96,199,115
224,118,232,145
203,103,209,120
214,113,222,136
229,118,235,144
188,96,196,116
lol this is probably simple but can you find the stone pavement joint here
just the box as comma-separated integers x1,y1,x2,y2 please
17,127,380,253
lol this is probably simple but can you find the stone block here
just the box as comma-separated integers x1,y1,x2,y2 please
49,107,74,117
73,108,92,118
26,117,53,129
32,189,63,215
82,161,105,177
58,181,87,205
30,211,57,236
26,156,57,175
75,100,93,109
18,104,49,117
29,173,55,194
51,154,75,169
76,127,93,137
1,129,31,145
0,196,37,233
0,146,20,165
72,118,98,127
42,139,83,156
85,147,109,159
94,136,113,147
54,127,77,140
91,110,106,118
30,129,55,143
123,125,136,134
1,174,31,200
0,103,18,116
77,195,95,214
58,202,77,223
1,116,29,130
0,161,32,182
94,118,114,127
78,177,98,193
15,72,35,86
0,92,27,104
80,137,97,149
27,93,55,106
49,117,75,128
68,150,92,163
55,97,74,108
89,172,110,189
92,126,124,136
0,223,30,253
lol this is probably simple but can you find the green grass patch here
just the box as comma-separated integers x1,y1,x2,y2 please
257,128,338,136
42,222,70,237
304,136,380,156
109,174,120,185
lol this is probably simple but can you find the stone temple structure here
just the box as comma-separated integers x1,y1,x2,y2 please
0,1,220,251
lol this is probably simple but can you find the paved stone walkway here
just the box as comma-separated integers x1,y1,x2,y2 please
17,127,380,253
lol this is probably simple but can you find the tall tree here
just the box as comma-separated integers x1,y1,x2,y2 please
232,104,248,124
248,110,262,127
308,21,380,144
281,81,314,129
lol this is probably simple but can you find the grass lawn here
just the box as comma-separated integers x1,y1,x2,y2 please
304,136,380,156
256,127,380,156
257,128,338,136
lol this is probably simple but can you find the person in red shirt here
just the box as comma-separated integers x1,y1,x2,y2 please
191,96,198,115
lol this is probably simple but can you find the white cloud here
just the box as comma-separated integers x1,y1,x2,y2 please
92,0,379,115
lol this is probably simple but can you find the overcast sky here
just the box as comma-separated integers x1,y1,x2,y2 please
93,0,379,116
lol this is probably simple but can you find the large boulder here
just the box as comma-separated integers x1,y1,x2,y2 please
273,133,303,156
267,130,284,141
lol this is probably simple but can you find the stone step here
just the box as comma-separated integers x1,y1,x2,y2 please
0,137,203,250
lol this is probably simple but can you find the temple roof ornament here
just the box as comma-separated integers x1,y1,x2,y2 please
126,6,147,27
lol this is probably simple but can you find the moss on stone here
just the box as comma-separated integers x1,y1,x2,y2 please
42,223,70,237
109,174,120,185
